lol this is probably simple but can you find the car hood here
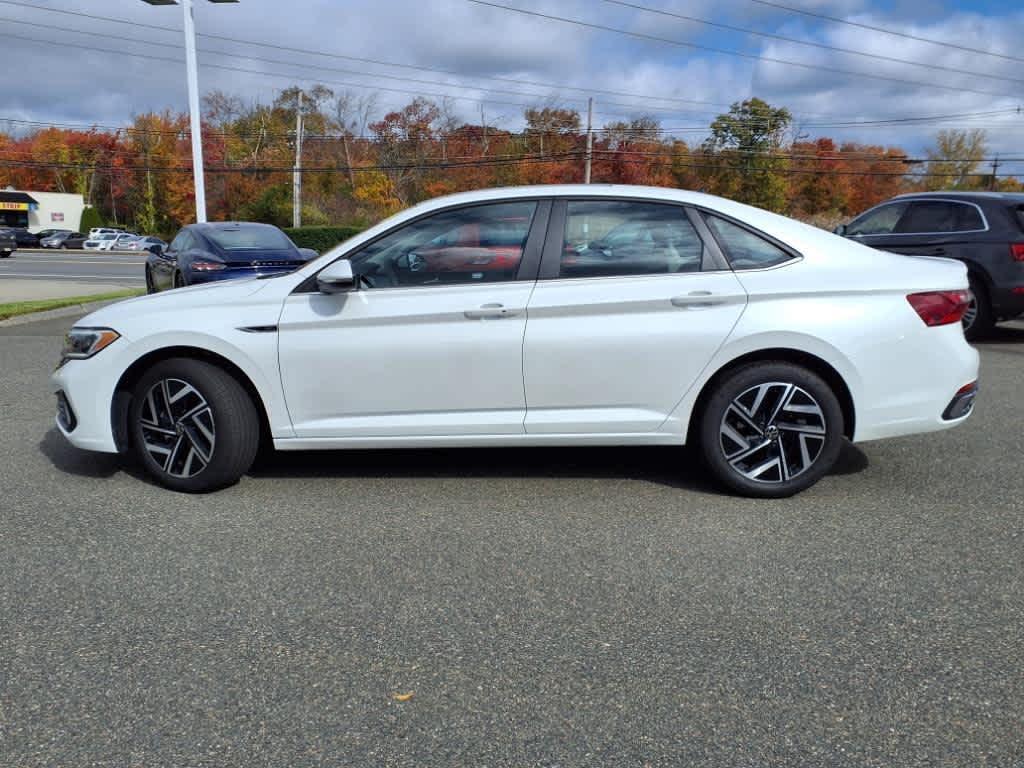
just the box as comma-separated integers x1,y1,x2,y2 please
74,277,278,337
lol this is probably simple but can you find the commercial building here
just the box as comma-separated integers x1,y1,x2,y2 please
0,188,85,232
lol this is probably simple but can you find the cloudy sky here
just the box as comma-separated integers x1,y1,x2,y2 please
2,0,1023,172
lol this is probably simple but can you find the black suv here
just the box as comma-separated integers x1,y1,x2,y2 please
837,192,1024,339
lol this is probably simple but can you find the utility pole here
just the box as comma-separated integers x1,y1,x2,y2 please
293,89,304,229
181,0,207,222
990,154,1000,191
584,97,594,184
480,104,489,156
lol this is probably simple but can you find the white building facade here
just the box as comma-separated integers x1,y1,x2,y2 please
0,188,86,232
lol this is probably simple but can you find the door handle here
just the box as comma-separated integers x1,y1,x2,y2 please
671,291,724,308
464,302,521,319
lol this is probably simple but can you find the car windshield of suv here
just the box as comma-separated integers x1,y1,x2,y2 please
206,227,293,250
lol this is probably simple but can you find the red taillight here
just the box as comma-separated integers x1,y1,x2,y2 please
906,290,970,327
1011,243,1024,262
190,261,226,272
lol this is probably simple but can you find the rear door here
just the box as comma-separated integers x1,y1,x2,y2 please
522,199,747,435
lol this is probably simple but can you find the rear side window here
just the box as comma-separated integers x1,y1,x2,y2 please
1014,206,1024,232
845,202,908,236
896,201,984,233
560,200,705,278
704,215,793,270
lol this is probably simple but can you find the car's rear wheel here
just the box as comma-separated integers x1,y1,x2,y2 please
962,276,993,341
174,272,185,289
698,362,844,498
128,358,259,492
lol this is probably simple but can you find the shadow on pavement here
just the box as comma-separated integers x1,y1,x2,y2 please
976,323,1024,346
40,426,869,492
248,441,870,490
38,428,127,480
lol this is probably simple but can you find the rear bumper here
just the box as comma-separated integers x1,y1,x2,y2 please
188,265,301,284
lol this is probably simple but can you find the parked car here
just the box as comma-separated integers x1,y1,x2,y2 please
88,227,126,240
83,233,121,251
35,229,66,240
145,222,312,292
123,236,167,252
0,229,14,257
53,186,979,496
0,227,39,248
98,233,139,251
836,191,1024,339
40,231,87,250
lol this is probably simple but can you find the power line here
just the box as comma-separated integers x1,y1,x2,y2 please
745,0,1024,65
464,0,1013,98
603,0,1024,87
0,0,734,111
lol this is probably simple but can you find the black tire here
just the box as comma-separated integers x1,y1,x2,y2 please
60,244,68,250
698,362,844,498
963,275,994,342
174,271,186,289
144,266,155,294
128,358,259,492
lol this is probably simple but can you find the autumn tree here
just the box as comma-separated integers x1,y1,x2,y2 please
924,129,988,191
704,98,791,211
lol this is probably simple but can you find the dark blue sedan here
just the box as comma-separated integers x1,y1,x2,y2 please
145,222,316,293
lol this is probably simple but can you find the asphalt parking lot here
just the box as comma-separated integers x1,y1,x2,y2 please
2,312,1022,767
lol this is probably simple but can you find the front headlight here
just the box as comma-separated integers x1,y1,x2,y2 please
60,327,120,365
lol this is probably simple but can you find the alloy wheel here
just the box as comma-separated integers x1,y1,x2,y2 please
138,378,216,479
962,289,978,333
719,382,827,484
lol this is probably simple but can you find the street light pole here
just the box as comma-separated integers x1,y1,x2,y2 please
140,0,237,223
181,0,207,222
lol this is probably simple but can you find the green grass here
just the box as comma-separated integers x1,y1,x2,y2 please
0,289,144,321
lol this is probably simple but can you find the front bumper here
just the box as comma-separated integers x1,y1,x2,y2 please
51,356,122,453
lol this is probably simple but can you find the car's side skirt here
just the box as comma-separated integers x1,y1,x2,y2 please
273,432,684,451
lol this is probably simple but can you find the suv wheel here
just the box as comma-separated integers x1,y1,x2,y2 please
128,358,259,492
699,362,844,498
962,276,993,341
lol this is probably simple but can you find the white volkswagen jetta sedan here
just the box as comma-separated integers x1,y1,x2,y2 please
52,185,979,497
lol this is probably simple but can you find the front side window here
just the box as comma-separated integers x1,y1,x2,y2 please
560,200,705,278
704,215,793,270
895,201,984,233
348,201,537,288
845,202,908,236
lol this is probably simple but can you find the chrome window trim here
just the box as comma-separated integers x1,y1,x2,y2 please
851,198,990,237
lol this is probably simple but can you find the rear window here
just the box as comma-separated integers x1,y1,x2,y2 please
206,227,293,250
704,215,793,270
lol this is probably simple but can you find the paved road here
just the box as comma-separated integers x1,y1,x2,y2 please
2,314,1022,767
0,249,146,285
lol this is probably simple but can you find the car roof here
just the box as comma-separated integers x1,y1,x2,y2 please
190,221,282,232
892,191,1024,203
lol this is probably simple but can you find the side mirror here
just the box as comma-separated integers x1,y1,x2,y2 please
298,247,319,263
833,223,847,236
146,243,163,256
317,259,355,294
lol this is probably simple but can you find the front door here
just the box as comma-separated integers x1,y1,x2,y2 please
523,199,747,434
278,199,548,438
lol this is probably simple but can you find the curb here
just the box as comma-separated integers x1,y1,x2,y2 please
0,298,132,328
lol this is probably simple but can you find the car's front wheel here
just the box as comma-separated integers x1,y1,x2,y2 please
145,266,156,294
698,362,844,498
128,358,259,492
